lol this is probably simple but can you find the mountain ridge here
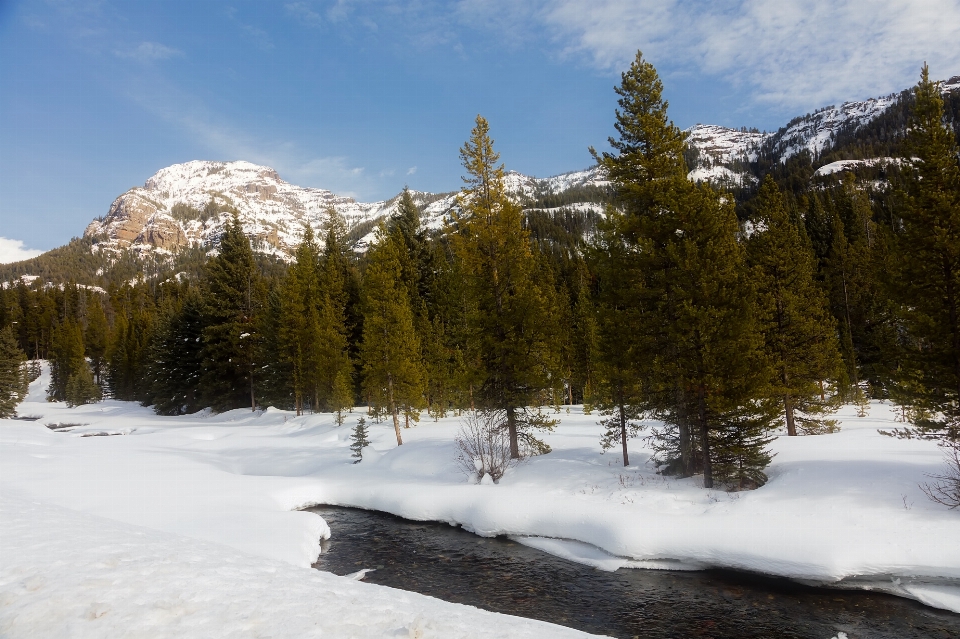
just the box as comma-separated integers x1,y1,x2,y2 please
5,73,960,285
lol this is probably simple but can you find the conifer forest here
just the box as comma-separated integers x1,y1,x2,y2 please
2,54,959,492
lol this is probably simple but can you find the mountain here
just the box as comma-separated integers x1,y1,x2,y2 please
4,74,960,287
81,160,611,262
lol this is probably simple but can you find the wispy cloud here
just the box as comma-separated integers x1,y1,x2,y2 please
285,2,323,28
225,7,274,50
406,166,417,175
540,0,960,110
0,238,44,264
114,41,183,62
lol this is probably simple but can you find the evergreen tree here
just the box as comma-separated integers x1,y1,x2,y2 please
85,295,109,385
316,211,355,415
594,51,776,488
890,64,960,440
107,284,156,402
359,228,425,446
278,226,323,415
201,215,262,412
255,286,295,411
48,320,85,402
349,417,371,463
65,361,102,407
748,177,845,435
419,238,468,419
822,179,897,396
148,289,206,415
0,326,28,418
590,210,645,465
451,115,560,458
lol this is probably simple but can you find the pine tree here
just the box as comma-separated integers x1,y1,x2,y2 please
316,211,355,415
201,214,262,412
107,284,157,403
359,228,425,446
0,326,28,418
594,51,776,488
148,289,205,415
84,295,109,385
451,115,560,458
278,226,323,415
890,64,960,440
349,417,371,462
65,361,102,407
48,320,85,402
748,177,845,435
590,210,645,465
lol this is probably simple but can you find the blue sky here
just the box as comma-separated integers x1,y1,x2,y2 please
2,0,959,258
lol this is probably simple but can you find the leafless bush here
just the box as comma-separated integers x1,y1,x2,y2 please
921,441,960,509
455,409,516,484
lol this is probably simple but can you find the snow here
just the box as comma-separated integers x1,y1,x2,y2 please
0,496,595,638
2,365,960,636
813,157,904,177
82,161,608,261
0,367,600,638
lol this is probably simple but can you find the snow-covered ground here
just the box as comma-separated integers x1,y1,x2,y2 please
0,368,601,638
2,366,959,637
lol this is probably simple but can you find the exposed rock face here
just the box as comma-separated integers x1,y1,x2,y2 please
104,193,165,245
137,214,187,251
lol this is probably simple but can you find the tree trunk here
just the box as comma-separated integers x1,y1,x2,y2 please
784,394,797,437
506,404,520,459
388,374,402,446
698,385,713,489
677,384,692,477
249,367,256,412
619,402,630,467
783,369,796,436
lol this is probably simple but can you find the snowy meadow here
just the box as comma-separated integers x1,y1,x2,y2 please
1,366,959,637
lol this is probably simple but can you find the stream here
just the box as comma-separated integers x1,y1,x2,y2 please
308,506,959,639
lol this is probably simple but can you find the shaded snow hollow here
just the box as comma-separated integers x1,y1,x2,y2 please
1,365,959,638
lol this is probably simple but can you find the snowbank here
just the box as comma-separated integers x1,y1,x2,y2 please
2,365,959,625
0,494,596,638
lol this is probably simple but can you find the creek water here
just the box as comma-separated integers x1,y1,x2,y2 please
308,506,959,639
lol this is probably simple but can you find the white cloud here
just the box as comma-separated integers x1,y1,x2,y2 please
540,0,960,110
115,41,182,62
286,2,323,27
0,238,44,265
406,166,417,175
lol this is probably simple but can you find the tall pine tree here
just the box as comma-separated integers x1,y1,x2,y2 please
748,177,845,435
890,64,960,440
360,228,425,445
451,115,560,458
201,214,262,412
594,51,776,488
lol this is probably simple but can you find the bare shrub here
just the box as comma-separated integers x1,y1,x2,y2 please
455,409,517,484
921,440,960,509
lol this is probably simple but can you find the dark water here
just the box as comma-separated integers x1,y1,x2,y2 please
308,506,960,639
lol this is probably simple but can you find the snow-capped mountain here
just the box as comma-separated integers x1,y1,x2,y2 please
684,75,960,187
80,75,960,261
83,161,610,259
